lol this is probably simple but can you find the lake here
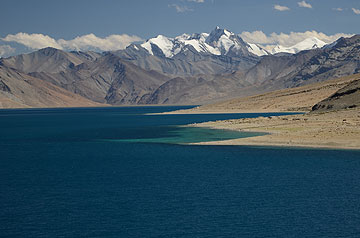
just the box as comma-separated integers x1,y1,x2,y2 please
1,106,360,237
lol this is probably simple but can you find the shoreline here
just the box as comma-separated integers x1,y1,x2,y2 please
151,108,306,115
186,108,360,150
154,106,306,114
190,135,360,151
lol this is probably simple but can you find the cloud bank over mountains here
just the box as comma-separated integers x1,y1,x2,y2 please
1,33,143,54
240,30,353,48
0,30,354,57
2,33,62,49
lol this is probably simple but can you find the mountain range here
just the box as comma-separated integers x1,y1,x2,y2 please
0,27,359,108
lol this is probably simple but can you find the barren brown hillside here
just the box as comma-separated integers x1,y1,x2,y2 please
0,66,106,108
164,73,360,114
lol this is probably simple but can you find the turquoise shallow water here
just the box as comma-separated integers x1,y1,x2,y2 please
110,126,265,144
0,106,360,238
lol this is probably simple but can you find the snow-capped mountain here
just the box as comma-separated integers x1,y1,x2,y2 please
117,28,342,77
271,37,327,54
138,28,332,58
140,32,220,58
139,27,268,58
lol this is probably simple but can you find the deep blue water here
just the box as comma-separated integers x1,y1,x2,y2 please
1,106,360,238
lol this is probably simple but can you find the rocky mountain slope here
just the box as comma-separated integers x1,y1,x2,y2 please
312,78,360,112
0,65,105,108
2,47,101,73
1,47,172,104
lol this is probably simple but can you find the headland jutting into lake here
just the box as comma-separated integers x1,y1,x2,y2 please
162,74,360,150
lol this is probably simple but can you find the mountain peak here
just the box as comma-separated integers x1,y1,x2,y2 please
141,35,175,58
205,27,250,55
206,27,234,44
212,26,232,34
38,47,62,55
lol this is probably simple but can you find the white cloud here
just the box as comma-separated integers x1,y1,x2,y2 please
2,33,143,52
333,8,343,11
274,4,290,11
298,1,312,9
352,8,360,15
58,34,143,51
240,30,354,48
168,4,193,12
188,0,205,2
2,33,63,50
0,45,16,57
240,31,270,44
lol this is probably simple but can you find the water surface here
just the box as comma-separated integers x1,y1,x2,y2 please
1,106,359,238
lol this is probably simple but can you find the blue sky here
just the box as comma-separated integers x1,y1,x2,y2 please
0,0,359,56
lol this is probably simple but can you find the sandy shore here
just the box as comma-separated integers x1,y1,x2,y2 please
188,108,360,150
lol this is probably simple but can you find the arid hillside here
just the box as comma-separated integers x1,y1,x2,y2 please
0,65,106,108
164,73,360,114
312,78,360,112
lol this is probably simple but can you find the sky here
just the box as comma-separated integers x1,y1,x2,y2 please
0,0,359,57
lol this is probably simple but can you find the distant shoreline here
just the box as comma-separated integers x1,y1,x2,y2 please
0,104,198,111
